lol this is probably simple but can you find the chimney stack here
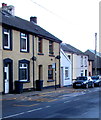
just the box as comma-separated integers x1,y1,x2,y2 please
1,3,15,16
30,16,37,24
2,3,7,7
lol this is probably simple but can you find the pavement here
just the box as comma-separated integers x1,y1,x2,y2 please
1,86,88,101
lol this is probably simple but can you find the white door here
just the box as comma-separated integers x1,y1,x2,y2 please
4,65,9,93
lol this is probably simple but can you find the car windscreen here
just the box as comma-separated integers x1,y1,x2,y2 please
77,77,87,80
91,76,99,80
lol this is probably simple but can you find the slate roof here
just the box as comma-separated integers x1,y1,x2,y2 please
61,43,86,55
0,10,62,43
85,49,101,68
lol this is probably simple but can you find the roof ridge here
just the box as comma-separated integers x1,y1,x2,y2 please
1,11,62,43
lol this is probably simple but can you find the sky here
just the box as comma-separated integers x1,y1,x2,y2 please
0,0,100,52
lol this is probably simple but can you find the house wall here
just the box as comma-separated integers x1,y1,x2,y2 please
0,26,2,49
100,2,101,53
0,25,60,93
0,26,3,92
88,61,93,76
2,29,34,90
60,49,72,86
34,37,60,87
73,55,88,79
0,50,3,92
64,51,88,80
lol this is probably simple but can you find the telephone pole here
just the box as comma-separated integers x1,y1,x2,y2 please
95,33,97,75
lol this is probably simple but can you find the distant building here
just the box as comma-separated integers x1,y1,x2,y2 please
61,43,88,80
85,49,101,75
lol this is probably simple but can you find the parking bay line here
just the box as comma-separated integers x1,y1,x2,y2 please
13,103,39,107
3,107,43,119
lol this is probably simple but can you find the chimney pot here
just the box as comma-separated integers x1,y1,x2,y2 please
30,16,37,24
2,3,7,7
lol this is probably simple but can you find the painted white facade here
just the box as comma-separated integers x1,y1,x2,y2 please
65,52,88,80
60,49,72,86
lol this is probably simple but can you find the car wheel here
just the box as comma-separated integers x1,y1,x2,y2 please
98,82,101,87
85,84,88,89
91,83,94,88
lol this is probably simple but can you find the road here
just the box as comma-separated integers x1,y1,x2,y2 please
2,87,101,119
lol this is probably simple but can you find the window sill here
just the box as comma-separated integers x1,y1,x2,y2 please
3,48,12,51
49,55,55,57
20,50,29,53
19,80,30,83
38,53,44,55
47,80,55,82
65,78,70,80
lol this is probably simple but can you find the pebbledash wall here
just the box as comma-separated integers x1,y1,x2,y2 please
0,25,61,93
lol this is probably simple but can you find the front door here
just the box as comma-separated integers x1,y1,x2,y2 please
39,65,42,80
4,65,9,94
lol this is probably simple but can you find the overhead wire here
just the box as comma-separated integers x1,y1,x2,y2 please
30,0,70,23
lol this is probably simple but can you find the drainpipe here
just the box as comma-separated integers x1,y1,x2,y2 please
71,53,73,82
32,36,35,89
59,44,61,88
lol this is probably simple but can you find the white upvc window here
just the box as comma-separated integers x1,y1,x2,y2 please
20,33,28,52
81,70,84,76
65,67,69,79
85,57,87,67
19,63,28,82
3,29,10,49
81,56,83,67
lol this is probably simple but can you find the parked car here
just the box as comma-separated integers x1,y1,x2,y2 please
73,76,94,89
91,76,101,87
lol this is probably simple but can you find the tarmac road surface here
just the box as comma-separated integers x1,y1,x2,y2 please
1,87,101,119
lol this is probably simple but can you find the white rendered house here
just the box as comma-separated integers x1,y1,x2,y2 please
61,43,88,80
60,49,72,87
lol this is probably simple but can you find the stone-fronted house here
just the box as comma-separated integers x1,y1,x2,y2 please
0,3,62,94
61,43,88,80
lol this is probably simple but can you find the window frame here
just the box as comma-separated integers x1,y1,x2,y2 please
65,67,69,80
49,41,54,55
20,32,29,52
81,56,83,67
48,65,53,80
19,60,30,82
3,27,12,50
38,37,43,53
84,56,87,67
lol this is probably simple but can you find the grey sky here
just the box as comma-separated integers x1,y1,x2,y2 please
0,0,100,52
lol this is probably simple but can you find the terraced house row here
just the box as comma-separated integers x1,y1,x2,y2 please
0,3,62,94
0,3,90,94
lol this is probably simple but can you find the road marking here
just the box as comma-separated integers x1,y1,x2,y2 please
3,108,43,119
1,97,17,101
64,100,70,103
45,106,51,108
48,99,57,102
13,103,39,107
